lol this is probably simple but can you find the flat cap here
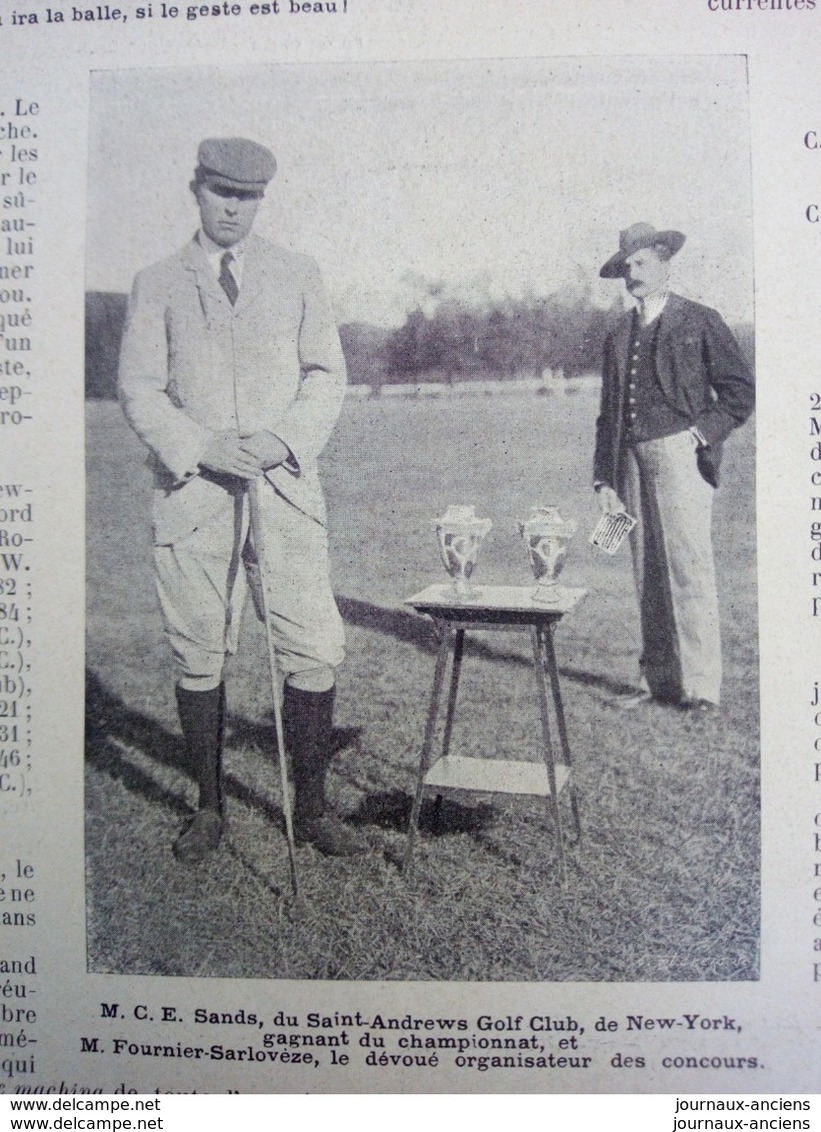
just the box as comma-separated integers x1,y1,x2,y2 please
195,137,276,192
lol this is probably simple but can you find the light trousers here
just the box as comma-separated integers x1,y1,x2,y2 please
154,482,345,693
622,429,722,705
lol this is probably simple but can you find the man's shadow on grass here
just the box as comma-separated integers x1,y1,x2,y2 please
335,594,636,699
85,596,633,844
85,668,487,840
85,668,289,833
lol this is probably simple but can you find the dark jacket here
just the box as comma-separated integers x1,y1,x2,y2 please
593,293,754,490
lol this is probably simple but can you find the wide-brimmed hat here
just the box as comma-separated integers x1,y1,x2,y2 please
195,137,276,193
599,222,686,279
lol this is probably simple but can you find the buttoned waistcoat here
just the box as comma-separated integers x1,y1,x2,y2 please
593,294,754,490
118,235,347,545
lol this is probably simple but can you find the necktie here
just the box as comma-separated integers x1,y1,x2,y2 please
218,251,239,306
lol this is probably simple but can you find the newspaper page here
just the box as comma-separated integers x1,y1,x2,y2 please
0,0,818,1098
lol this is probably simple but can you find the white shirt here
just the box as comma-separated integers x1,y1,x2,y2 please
197,230,247,289
637,290,669,327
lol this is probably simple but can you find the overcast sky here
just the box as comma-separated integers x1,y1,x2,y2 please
87,56,753,326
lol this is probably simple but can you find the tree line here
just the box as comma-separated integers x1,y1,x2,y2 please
382,287,626,386
85,289,752,398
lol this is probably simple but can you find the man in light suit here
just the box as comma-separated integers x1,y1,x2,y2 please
119,137,366,859
594,222,754,711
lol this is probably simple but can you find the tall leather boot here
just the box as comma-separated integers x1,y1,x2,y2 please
284,684,367,857
173,683,226,862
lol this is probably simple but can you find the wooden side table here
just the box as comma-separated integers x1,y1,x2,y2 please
402,583,585,882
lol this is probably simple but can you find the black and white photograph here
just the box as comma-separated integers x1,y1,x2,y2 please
84,55,758,983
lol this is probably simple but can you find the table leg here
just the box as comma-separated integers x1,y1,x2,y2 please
432,628,465,831
530,625,567,884
440,628,465,761
540,625,582,841
403,621,452,877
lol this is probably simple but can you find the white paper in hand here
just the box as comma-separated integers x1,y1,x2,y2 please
589,510,637,555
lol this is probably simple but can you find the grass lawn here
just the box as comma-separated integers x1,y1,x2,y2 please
85,386,759,981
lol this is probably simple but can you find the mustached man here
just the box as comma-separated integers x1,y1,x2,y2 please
594,222,754,711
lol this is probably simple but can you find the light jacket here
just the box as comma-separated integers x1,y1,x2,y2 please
118,234,346,544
